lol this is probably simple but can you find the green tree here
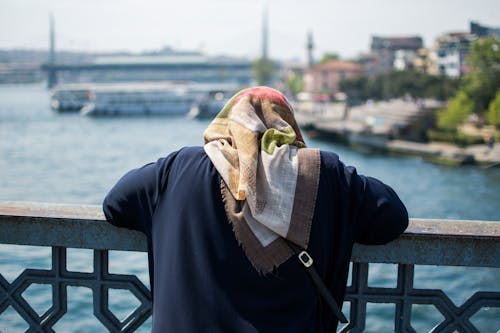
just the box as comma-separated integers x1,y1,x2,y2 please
319,52,340,63
463,36,500,113
252,58,275,86
339,76,369,101
487,90,500,127
437,91,474,130
284,71,304,96
339,70,459,101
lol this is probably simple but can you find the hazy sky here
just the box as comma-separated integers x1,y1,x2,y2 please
1,0,499,62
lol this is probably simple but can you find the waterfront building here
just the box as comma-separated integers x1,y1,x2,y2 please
303,60,363,100
435,32,476,78
434,21,499,78
412,48,439,76
355,53,379,77
369,36,423,75
470,21,500,38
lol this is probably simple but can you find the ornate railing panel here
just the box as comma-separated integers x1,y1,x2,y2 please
0,247,150,333
0,202,499,332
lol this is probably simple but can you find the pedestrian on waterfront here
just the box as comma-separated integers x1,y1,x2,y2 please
103,86,408,332
488,135,495,149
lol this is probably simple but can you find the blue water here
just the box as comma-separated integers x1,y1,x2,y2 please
1,84,499,332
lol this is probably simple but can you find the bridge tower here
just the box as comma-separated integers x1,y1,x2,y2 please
47,13,58,88
262,6,269,61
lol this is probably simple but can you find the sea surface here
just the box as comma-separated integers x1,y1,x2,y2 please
0,83,499,332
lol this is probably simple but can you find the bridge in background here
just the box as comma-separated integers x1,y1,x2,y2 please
0,202,499,332
41,60,254,89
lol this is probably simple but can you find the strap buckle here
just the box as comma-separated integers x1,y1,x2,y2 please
298,251,313,268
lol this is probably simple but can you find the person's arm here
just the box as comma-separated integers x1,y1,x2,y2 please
344,165,409,245
102,151,178,233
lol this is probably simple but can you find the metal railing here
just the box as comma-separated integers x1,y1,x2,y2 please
0,202,499,332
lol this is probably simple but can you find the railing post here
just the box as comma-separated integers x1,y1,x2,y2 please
343,262,369,332
394,264,415,333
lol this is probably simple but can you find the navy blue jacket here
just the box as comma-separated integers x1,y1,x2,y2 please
103,146,408,332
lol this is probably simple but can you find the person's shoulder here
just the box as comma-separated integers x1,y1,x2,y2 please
319,150,341,169
176,146,205,156
164,146,204,158
150,146,203,168
162,146,206,164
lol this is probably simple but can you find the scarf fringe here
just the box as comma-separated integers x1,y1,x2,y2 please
220,179,293,274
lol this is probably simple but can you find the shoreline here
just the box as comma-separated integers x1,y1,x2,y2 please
304,127,500,168
294,101,500,168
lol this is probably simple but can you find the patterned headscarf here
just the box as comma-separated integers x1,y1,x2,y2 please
204,86,320,273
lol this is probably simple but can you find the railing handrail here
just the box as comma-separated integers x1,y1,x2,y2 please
1,201,499,268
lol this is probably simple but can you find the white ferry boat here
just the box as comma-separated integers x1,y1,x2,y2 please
79,82,238,116
50,83,94,112
187,90,231,119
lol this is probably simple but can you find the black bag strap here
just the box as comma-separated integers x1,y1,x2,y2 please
286,241,348,324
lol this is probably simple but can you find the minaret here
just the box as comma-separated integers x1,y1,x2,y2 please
262,6,268,60
307,30,314,68
48,13,57,88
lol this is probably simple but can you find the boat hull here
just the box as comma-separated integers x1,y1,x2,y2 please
81,102,192,116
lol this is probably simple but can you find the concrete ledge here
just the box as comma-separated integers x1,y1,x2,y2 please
0,201,146,252
1,201,499,267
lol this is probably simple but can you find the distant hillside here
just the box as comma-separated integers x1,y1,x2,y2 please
0,49,98,64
